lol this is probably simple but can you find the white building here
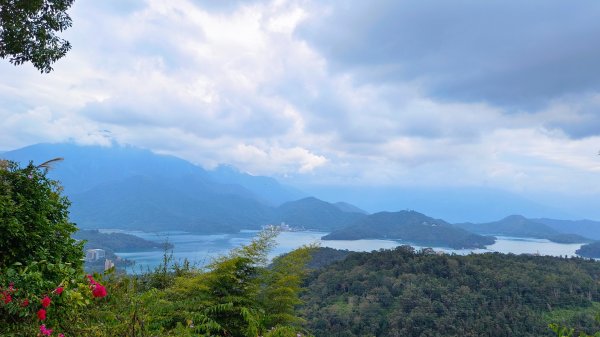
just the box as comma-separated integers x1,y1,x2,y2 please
104,259,115,271
85,249,106,262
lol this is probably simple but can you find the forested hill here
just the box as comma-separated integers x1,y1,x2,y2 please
275,197,367,230
322,210,495,249
300,247,600,337
535,218,600,240
73,229,171,252
457,215,591,243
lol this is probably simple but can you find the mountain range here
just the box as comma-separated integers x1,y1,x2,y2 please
456,215,591,243
3,142,600,248
300,185,578,223
2,143,362,233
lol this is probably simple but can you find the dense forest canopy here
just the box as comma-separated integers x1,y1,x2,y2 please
300,247,600,337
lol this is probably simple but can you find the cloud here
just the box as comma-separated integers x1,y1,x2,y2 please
1,0,600,216
298,0,600,109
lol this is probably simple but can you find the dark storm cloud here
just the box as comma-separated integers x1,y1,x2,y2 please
298,0,600,109
545,101,600,139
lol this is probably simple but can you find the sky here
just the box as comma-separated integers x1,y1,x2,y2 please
1,0,600,207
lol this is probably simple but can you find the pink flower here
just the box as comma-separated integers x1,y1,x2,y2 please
37,308,47,320
39,324,53,336
2,293,11,304
54,286,64,295
92,283,107,298
41,295,51,308
87,275,107,298
59,334,65,337
21,299,29,307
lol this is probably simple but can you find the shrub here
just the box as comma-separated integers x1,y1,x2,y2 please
0,160,83,282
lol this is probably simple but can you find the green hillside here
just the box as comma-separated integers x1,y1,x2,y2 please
323,210,495,249
300,247,600,336
274,197,367,231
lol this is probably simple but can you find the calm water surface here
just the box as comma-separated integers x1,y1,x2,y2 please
100,229,586,273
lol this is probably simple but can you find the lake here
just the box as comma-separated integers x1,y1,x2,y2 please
100,229,586,273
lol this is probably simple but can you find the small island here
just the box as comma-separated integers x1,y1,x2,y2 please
73,229,174,272
322,210,495,249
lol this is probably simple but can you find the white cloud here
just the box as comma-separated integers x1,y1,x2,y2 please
1,0,600,211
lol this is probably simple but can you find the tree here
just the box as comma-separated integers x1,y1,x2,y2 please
0,160,83,280
0,0,74,73
161,228,315,337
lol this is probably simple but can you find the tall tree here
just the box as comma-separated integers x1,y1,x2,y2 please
0,0,74,72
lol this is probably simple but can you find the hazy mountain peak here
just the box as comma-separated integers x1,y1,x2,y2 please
333,201,368,214
500,215,529,222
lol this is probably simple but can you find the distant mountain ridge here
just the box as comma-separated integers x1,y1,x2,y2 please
302,185,577,222
456,215,591,243
2,143,307,232
457,215,558,237
208,164,307,206
534,218,600,240
3,142,598,247
333,202,368,214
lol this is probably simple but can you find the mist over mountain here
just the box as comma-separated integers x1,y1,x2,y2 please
534,218,600,241
2,143,305,232
333,202,368,215
457,215,560,238
456,215,592,244
3,142,598,240
301,185,575,223
208,164,307,206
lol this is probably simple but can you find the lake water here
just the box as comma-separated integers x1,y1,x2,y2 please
100,229,586,273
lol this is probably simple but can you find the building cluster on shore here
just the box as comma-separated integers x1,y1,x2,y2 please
85,249,115,271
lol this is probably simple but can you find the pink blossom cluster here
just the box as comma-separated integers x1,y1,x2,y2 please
34,287,66,336
87,275,108,298
40,324,64,336
1,275,107,336
0,283,15,304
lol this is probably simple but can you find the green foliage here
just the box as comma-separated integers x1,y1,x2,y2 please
300,247,600,336
302,247,352,270
0,260,80,336
0,0,74,72
261,244,316,328
0,160,83,283
545,303,600,328
13,229,315,337
550,322,600,337
160,228,315,337
1,229,316,336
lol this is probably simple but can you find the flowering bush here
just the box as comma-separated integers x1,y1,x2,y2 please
0,267,109,336
87,275,108,298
